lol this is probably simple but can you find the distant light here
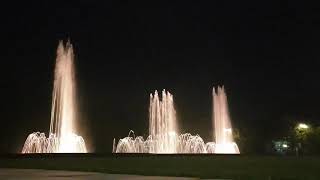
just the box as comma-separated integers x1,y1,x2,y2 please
298,123,309,129
282,144,288,148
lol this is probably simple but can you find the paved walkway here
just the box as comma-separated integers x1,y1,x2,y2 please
0,168,200,180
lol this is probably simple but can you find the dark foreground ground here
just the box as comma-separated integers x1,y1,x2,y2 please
0,168,197,180
0,154,319,180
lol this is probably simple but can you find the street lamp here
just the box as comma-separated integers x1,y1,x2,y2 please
282,144,288,148
295,123,310,156
298,123,309,129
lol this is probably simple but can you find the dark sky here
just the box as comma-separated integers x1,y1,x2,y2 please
1,1,320,153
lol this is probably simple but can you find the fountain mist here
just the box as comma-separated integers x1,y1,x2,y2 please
22,41,87,153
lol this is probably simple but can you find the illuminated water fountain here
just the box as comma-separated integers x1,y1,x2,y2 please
115,87,240,154
22,41,87,153
149,90,178,153
213,86,240,154
115,90,180,153
115,90,215,154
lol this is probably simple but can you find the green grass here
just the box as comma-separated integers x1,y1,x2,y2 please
1,154,320,180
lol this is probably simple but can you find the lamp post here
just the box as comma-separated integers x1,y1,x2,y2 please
298,123,309,130
295,123,310,156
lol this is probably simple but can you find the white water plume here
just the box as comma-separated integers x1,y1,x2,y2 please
213,86,240,154
22,41,87,153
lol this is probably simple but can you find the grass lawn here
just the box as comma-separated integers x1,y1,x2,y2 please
1,154,319,180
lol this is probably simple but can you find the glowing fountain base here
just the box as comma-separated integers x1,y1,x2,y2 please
22,132,87,153
115,131,240,154
214,143,240,154
114,131,219,154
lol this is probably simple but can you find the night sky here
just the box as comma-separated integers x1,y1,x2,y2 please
1,1,320,153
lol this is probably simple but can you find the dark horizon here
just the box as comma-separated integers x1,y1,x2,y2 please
2,1,320,153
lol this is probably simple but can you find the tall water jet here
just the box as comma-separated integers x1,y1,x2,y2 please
115,90,178,153
213,86,240,154
149,90,178,153
22,41,87,153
